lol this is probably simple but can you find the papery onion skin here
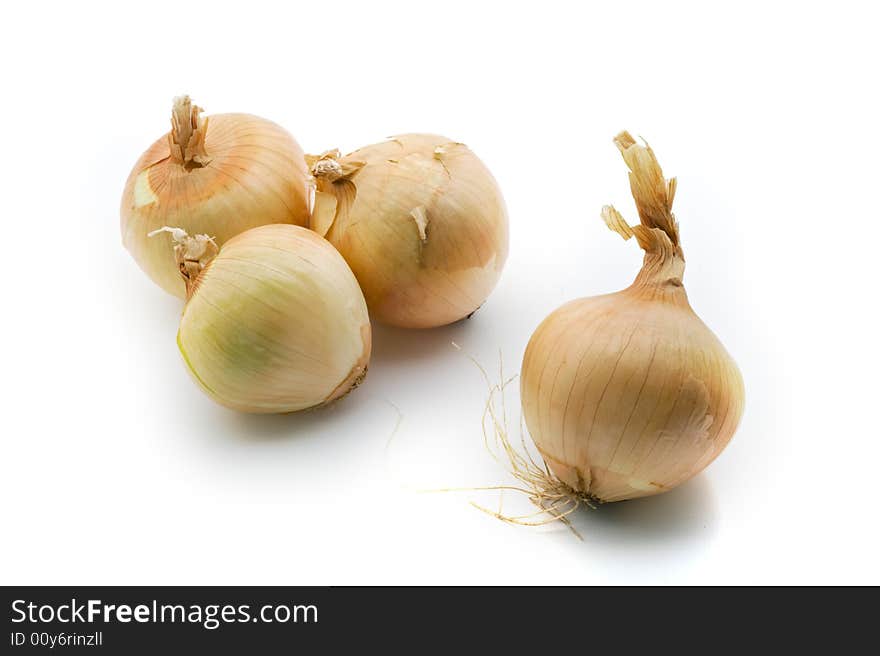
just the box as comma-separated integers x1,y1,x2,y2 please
308,134,509,328
520,133,744,503
121,97,310,297
176,224,371,414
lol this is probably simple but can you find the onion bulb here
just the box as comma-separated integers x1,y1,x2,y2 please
121,96,311,297
307,134,509,328
154,224,371,413
520,132,744,503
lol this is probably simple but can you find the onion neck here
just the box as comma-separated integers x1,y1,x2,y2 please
306,149,365,187
307,150,345,184
305,150,367,236
148,227,218,299
628,248,690,306
603,131,690,307
169,96,210,169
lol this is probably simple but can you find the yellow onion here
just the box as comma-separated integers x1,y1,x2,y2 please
307,134,509,328
520,132,744,503
121,96,310,297
156,224,371,413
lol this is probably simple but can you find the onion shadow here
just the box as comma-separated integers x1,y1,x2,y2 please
219,386,379,444
368,313,486,366
569,474,719,545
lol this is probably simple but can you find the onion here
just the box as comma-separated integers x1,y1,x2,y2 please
519,132,744,504
154,224,371,413
121,96,310,297
307,134,509,328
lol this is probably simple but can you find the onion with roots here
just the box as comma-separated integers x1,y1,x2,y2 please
516,131,744,512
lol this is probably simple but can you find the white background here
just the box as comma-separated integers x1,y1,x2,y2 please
2,0,878,585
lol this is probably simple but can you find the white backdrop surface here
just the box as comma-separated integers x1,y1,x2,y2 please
1,0,877,584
